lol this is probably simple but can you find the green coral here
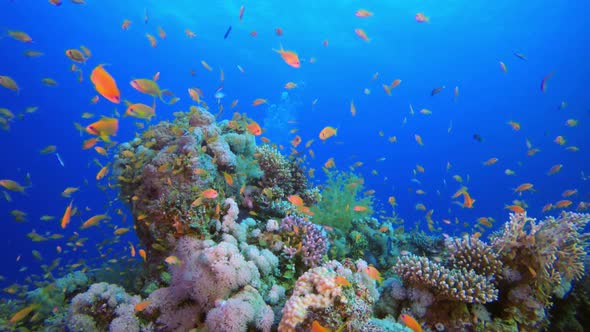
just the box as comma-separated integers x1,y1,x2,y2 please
311,169,373,232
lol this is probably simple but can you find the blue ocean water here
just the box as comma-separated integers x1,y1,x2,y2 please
0,0,588,319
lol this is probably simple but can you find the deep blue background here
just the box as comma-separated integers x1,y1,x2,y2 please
0,0,588,288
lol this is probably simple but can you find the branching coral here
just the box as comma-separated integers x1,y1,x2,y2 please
446,234,503,281
279,215,329,269
392,253,498,304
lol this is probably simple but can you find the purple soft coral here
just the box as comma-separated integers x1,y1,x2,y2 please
280,215,328,268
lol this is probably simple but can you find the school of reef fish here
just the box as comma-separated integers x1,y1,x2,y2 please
1,1,589,332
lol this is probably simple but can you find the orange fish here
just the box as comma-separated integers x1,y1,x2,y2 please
562,189,577,197
138,249,147,261
350,100,356,116
319,126,337,140
507,121,521,131
201,188,218,199
157,26,166,39
324,157,335,169
555,200,572,208
355,9,373,17
9,304,39,324
514,183,534,193
547,164,563,175
185,29,197,38
285,82,297,89
353,205,368,212
146,33,157,48
90,65,120,104
275,27,283,36
60,200,74,229
96,165,109,180
252,98,267,106
388,196,397,207
354,28,370,41
483,157,498,166
288,195,304,207
542,203,553,213
335,276,351,287
86,117,118,140
222,172,234,186
134,300,151,312
274,44,300,68
247,120,262,136
291,135,302,147
8,30,33,43
121,19,131,30
505,205,525,213
400,314,422,332
364,265,383,283
462,191,475,208
129,242,136,257
415,13,429,23
82,137,98,150
414,134,424,146
390,79,402,89
311,320,331,332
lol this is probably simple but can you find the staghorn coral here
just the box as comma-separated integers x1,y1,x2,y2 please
392,253,498,304
279,215,329,269
446,234,503,281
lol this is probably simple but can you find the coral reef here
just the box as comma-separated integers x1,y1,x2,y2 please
5,106,588,332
